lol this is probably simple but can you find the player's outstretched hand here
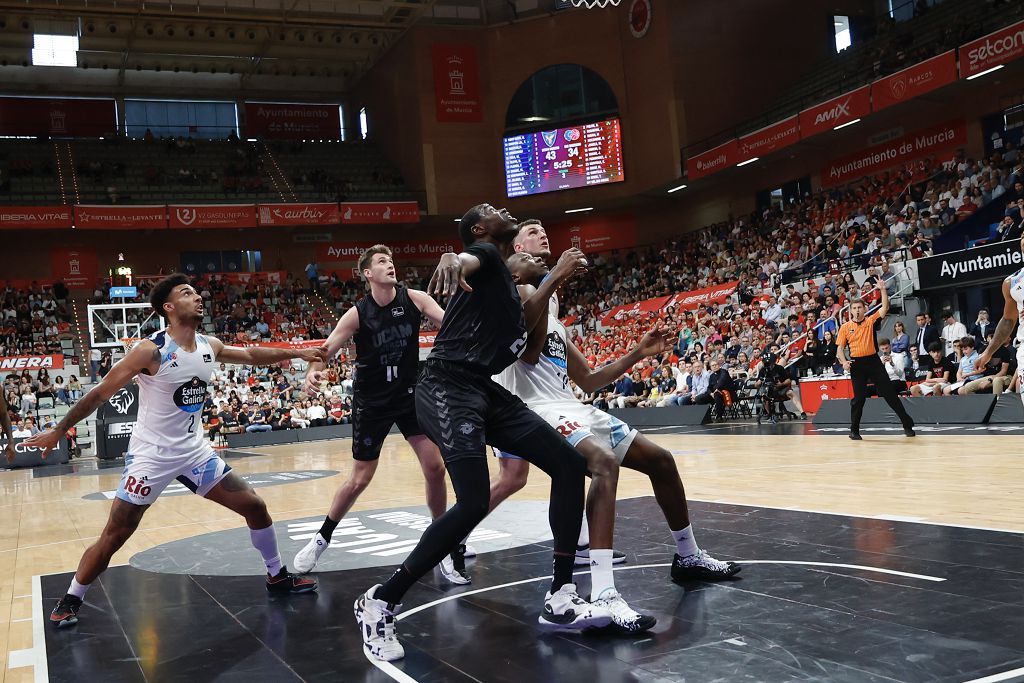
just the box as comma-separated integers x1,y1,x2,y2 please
21,428,60,460
973,352,991,374
297,345,330,365
304,369,325,396
551,248,587,283
637,325,673,358
429,253,472,298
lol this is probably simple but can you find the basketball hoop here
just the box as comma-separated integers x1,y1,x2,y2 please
568,0,621,7
120,337,142,354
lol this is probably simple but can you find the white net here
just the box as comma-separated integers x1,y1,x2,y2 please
568,0,621,7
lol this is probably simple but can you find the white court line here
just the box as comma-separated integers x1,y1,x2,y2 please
682,497,1024,535
964,667,1024,683
8,575,49,682
365,560,947,680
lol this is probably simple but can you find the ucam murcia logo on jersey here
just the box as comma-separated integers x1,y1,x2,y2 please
173,376,208,413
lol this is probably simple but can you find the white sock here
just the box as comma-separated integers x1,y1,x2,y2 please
68,577,90,600
250,524,283,576
577,514,590,548
589,549,616,600
672,526,699,558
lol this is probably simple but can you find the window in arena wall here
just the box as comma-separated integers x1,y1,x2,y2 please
359,107,369,140
125,99,239,140
505,64,618,134
31,33,79,67
339,105,347,142
833,16,852,53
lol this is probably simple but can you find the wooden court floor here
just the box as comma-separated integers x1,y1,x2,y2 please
2,428,1023,682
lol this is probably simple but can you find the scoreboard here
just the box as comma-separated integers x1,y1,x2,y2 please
504,118,624,198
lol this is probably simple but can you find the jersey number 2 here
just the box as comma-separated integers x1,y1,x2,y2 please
187,415,195,433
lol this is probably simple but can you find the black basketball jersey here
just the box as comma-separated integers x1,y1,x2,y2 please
353,285,422,405
428,241,528,375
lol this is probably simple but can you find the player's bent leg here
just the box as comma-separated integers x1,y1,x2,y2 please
292,458,380,573
205,472,316,594
488,456,531,513
621,433,741,583
407,435,447,519
572,437,654,634
51,498,148,628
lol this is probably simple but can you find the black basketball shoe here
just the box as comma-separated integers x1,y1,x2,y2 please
50,594,82,628
266,566,318,594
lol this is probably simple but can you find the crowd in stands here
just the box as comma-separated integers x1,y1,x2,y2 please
0,283,74,358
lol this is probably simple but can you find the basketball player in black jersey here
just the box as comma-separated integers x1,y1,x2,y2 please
355,205,612,662
292,245,470,580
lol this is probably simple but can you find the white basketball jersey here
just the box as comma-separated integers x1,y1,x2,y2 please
493,289,574,405
1011,267,1024,343
129,329,215,455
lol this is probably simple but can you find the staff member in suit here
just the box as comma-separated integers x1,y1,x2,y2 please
970,308,993,349
914,312,940,356
836,284,916,441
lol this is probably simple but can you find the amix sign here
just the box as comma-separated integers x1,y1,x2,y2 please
917,241,1024,290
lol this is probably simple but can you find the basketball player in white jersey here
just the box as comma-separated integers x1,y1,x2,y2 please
974,233,1024,397
489,224,740,608
25,274,326,628
292,245,470,585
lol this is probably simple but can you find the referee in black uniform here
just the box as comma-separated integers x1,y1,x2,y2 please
835,283,915,440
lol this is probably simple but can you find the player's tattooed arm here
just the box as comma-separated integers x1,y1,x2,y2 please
1,390,14,463
22,340,157,457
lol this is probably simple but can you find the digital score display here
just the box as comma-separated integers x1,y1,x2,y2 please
504,118,624,198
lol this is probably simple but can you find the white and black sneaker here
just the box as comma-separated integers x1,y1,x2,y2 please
293,533,329,574
463,544,478,558
575,543,626,567
538,583,613,631
439,544,471,585
354,584,404,662
591,590,656,634
670,549,741,583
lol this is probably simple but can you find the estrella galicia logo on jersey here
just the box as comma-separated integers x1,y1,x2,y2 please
108,388,135,415
543,331,568,370
391,306,405,317
173,376,208,414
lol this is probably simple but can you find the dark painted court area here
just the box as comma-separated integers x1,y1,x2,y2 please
42,498,1024,682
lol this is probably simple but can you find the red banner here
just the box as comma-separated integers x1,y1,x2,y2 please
51,248,98,289
419,331,437,349
959,19,1024,78
244,103,341,140
872,51,957,112
821,119,967,186
432,44,483,123
799,86,871,139
257,203,340,227
548,215,637,254
0,354,65,371
602,295,673,326
317,239,462,263
0,205,73,229
74,205,166,230
217,271,287,285
687,139,738,181
738,116,800,162
666,281,739,311
0,97,116,137
168,204,257,229
339,202,420,224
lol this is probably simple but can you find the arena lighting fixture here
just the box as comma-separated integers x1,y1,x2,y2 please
564,207,593,213
736,157,759,167
967,64,1004,80
833,118,861,130
667,183,687,193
